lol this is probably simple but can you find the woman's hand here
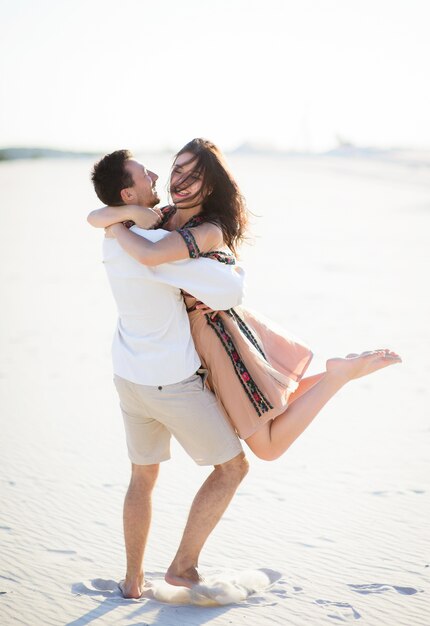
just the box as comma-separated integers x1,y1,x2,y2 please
127,206,163,229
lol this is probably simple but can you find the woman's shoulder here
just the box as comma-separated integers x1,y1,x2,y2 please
192,220,223,238
181,220,225,254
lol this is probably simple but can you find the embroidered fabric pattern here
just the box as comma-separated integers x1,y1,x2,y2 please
206,313,273,417
182,215,206,228
177,229,200,258
202,250,235,265
230,309,267,360
177,217,235,265
158,205,176,228
176,212,271,417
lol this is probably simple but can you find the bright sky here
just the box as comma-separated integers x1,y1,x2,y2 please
1,0,429,153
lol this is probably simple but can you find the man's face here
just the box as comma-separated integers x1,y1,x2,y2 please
122,159,160,207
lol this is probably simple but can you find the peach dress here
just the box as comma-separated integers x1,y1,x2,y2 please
161,208,313,439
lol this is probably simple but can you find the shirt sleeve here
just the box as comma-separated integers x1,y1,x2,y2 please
152,258,245,310
127,227,244,310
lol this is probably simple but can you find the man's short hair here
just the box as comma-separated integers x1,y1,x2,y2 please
91,149,134,205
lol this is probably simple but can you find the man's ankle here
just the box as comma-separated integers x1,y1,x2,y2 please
119,574,145,599
125,570,144,584
165,564,201,588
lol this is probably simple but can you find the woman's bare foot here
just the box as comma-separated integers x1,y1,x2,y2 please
119,573,145,599
326,349,401,384
165,565,202,589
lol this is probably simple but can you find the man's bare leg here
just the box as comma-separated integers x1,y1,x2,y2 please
246,349,401,461
119,463,159,599
165,452,249,588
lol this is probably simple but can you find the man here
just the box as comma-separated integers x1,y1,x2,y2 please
90,150,248,599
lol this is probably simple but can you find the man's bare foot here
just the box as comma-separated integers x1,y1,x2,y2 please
326,349,401,383
119,575,144,599
165,565,202,589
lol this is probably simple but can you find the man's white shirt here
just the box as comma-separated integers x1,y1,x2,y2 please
102,227,244,386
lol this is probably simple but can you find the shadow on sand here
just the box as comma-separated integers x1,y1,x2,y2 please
67,568,283,626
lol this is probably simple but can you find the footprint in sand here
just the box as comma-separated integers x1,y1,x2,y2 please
72,569,284,607
72,578,122,601
188,568,283,606
348,583,421,596
263,575,305,600
315,598,361,621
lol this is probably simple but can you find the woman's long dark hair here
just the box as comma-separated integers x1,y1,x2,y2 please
171,138,248,254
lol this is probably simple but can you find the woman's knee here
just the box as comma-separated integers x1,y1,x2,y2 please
245,428,286,461
247,441,286,462
253,448,282,462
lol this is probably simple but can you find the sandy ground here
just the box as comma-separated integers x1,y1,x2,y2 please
0,154,429,625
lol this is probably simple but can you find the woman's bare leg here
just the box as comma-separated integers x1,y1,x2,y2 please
288,373,325,404
246,350,401,461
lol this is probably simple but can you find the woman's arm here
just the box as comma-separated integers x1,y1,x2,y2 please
87,205,162,229
106,221,223,266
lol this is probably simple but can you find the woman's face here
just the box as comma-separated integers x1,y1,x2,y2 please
170,151,206,208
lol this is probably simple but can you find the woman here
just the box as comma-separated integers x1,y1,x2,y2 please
88,138,401,460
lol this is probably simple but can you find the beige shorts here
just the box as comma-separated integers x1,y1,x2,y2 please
114,372,242,466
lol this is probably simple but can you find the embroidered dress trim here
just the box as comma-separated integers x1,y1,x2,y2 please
202,250,235,265
176,213,272,417
158,205,176,228
230,309,267,360
206,313,273,417
178,216,235,263
183,215,206,228
177,228,200,258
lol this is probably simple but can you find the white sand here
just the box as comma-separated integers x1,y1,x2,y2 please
0,155,429,625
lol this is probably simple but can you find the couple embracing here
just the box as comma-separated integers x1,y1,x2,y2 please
89,138,400,598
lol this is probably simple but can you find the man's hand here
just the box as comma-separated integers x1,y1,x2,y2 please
195,302,218,320
128,206,163,229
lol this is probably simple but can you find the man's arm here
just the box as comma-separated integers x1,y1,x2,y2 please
132,228,245,310
154,258,245,310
